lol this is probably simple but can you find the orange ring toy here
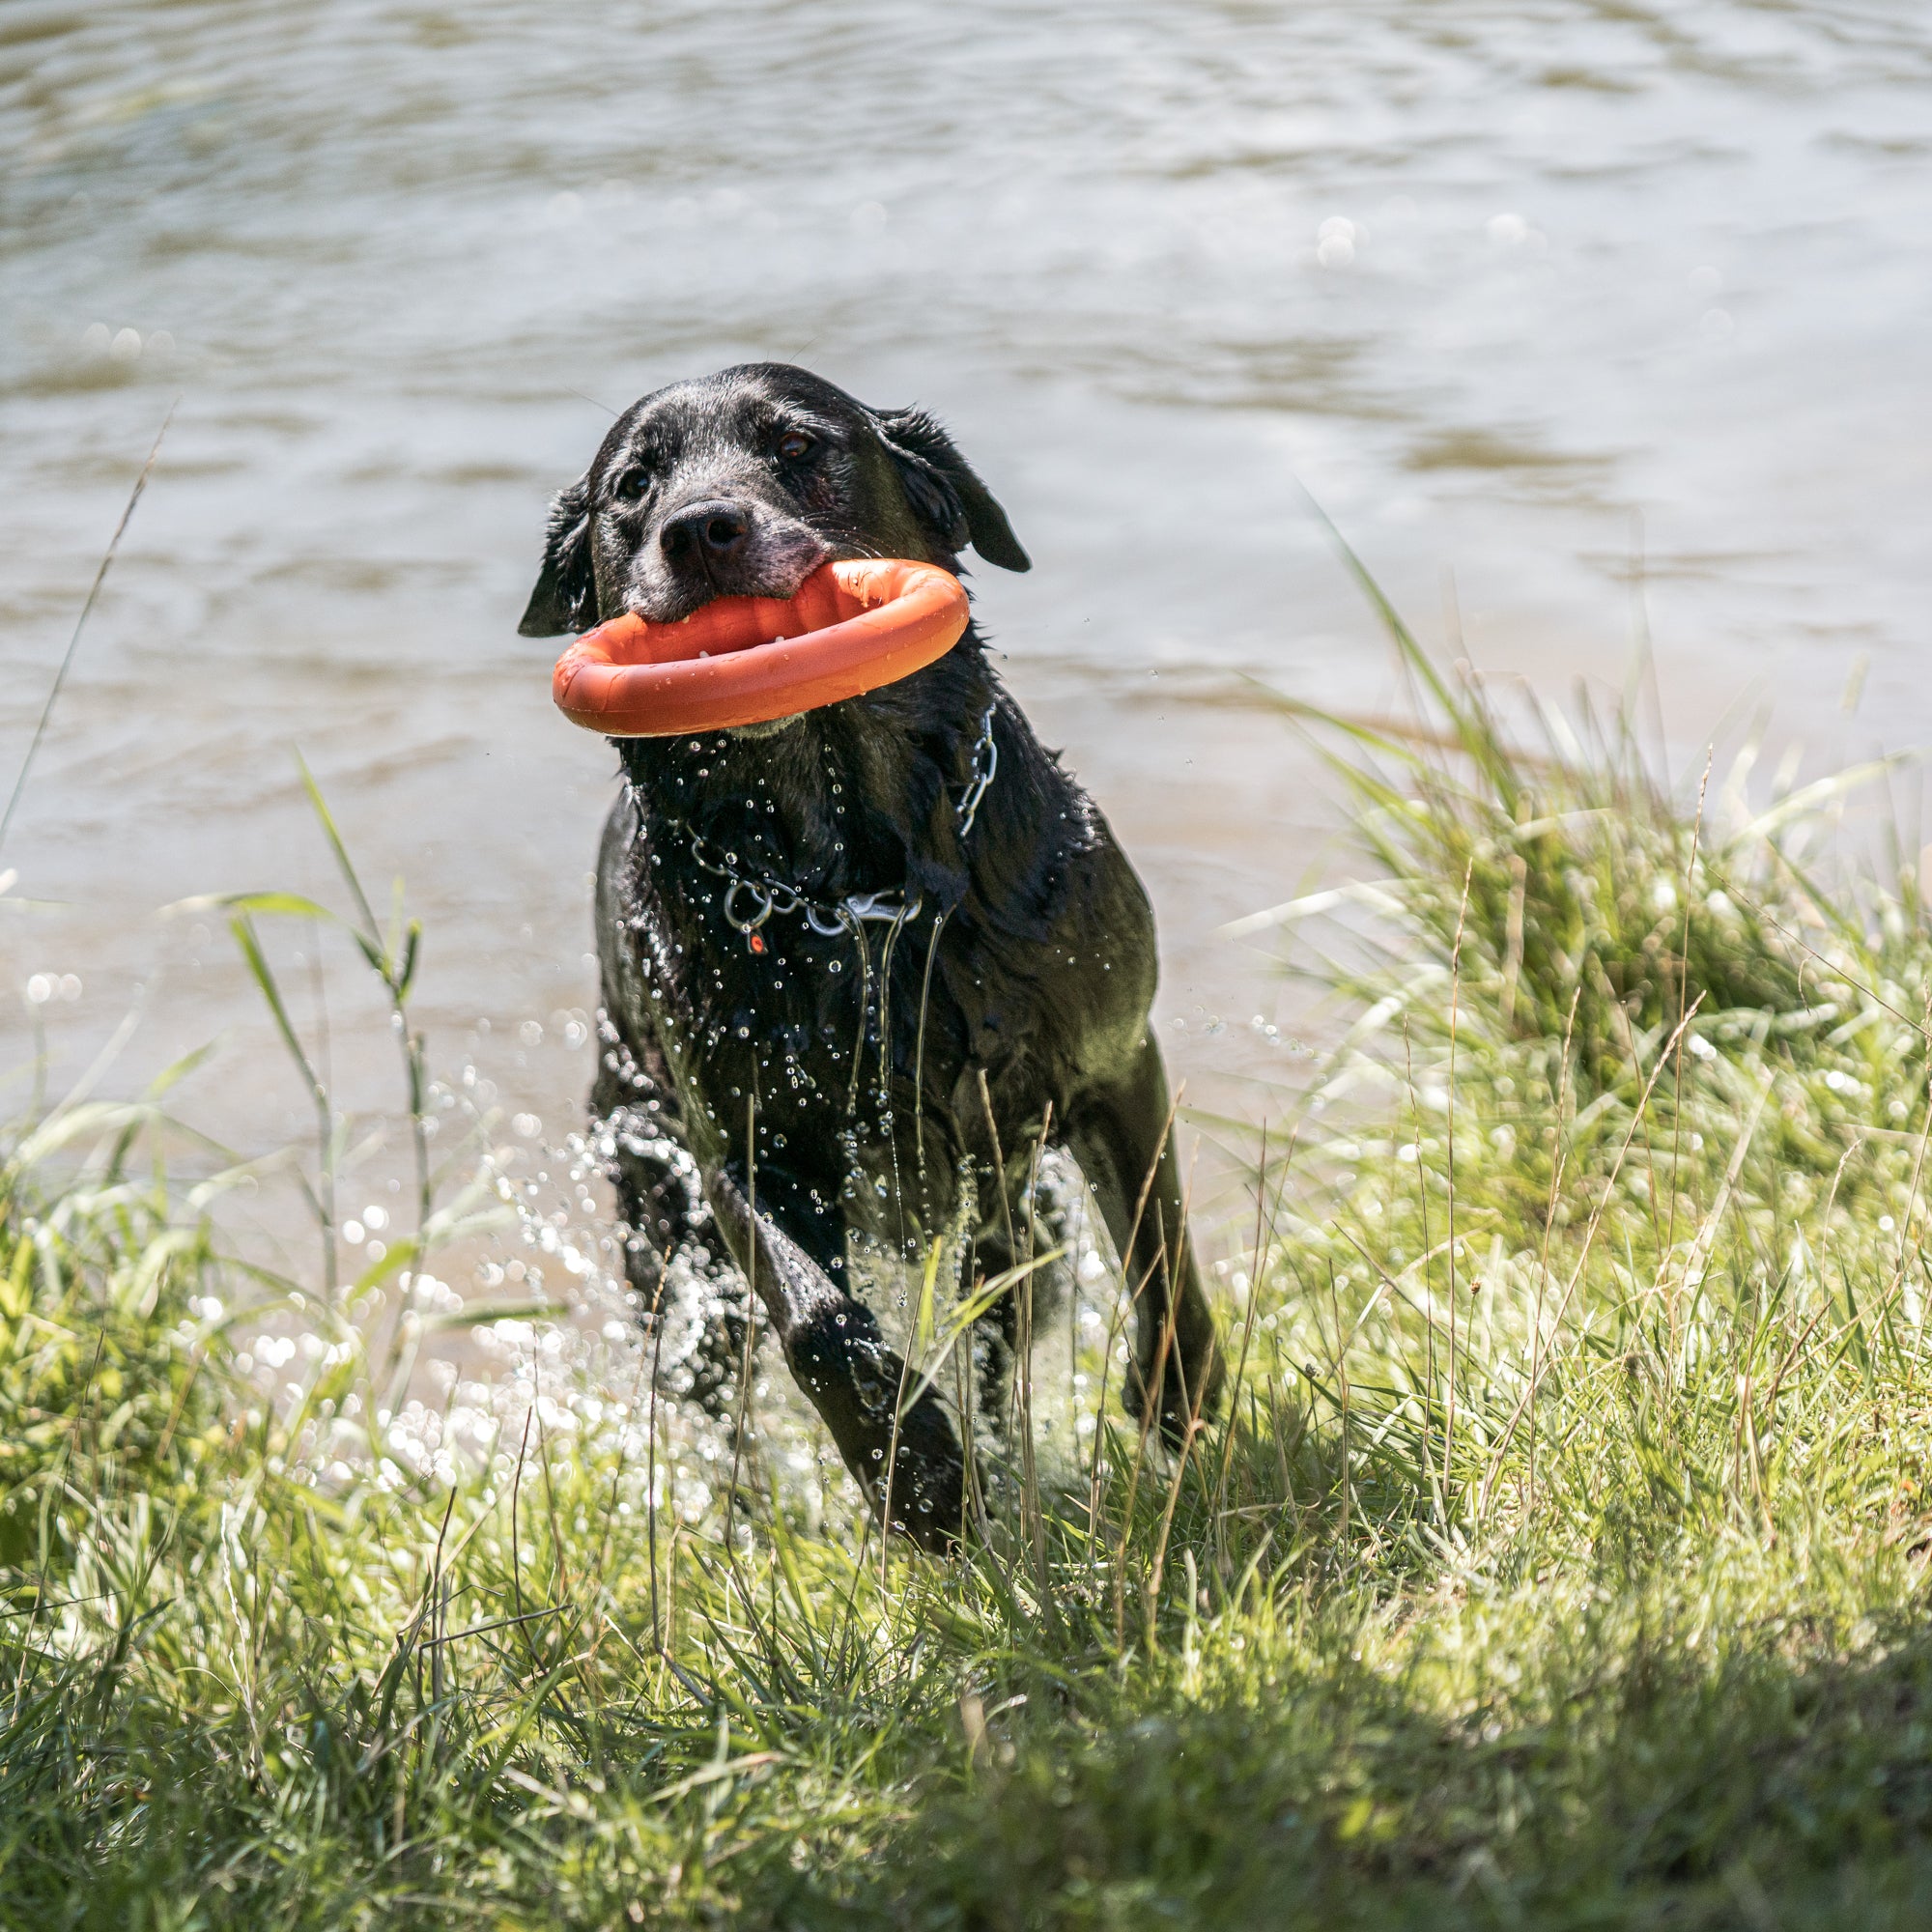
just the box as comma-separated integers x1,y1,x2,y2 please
552,558,970,737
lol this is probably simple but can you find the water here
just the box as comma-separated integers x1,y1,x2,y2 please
4,1,1930,1222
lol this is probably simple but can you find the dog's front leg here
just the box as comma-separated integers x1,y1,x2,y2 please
703,1170,964,1551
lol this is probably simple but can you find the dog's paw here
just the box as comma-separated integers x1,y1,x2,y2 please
879,1390,966,1553
1123,1336,1223,1451
787,1310,965,1553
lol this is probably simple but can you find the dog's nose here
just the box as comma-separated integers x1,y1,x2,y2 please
660,498,753,570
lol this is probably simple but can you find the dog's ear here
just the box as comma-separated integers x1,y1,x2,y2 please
517,476,597,637
872,407,1031,573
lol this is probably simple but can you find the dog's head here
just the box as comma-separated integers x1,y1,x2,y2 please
517,363,1030,638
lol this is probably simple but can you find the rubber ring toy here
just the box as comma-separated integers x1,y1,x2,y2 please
552,557,970,738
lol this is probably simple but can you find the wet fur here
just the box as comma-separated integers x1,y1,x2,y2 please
520,363,1220,1549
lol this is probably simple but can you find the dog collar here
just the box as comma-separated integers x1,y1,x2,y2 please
653,703,997,957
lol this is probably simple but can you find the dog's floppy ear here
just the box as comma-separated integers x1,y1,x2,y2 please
517,476,597,637
872,407,1031,573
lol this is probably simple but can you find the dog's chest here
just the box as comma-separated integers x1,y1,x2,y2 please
623,861,986,1150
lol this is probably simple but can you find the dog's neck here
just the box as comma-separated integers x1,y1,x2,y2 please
612,641,996,906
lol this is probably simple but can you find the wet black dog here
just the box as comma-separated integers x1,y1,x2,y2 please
519,363,1220,1549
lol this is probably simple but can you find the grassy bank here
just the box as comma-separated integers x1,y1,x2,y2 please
11,611,1932,1928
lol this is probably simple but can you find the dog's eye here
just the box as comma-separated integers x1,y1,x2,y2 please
612,468,650,500
775,431,814,463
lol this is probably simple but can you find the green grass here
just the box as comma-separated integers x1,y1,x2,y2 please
12,598,1932,1928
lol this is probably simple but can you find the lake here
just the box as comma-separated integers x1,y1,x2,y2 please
4,0,1928,1246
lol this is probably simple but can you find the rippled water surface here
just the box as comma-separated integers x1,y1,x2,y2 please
4,1,1929,1181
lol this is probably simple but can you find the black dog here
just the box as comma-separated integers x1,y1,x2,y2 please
520,364,1220,1549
